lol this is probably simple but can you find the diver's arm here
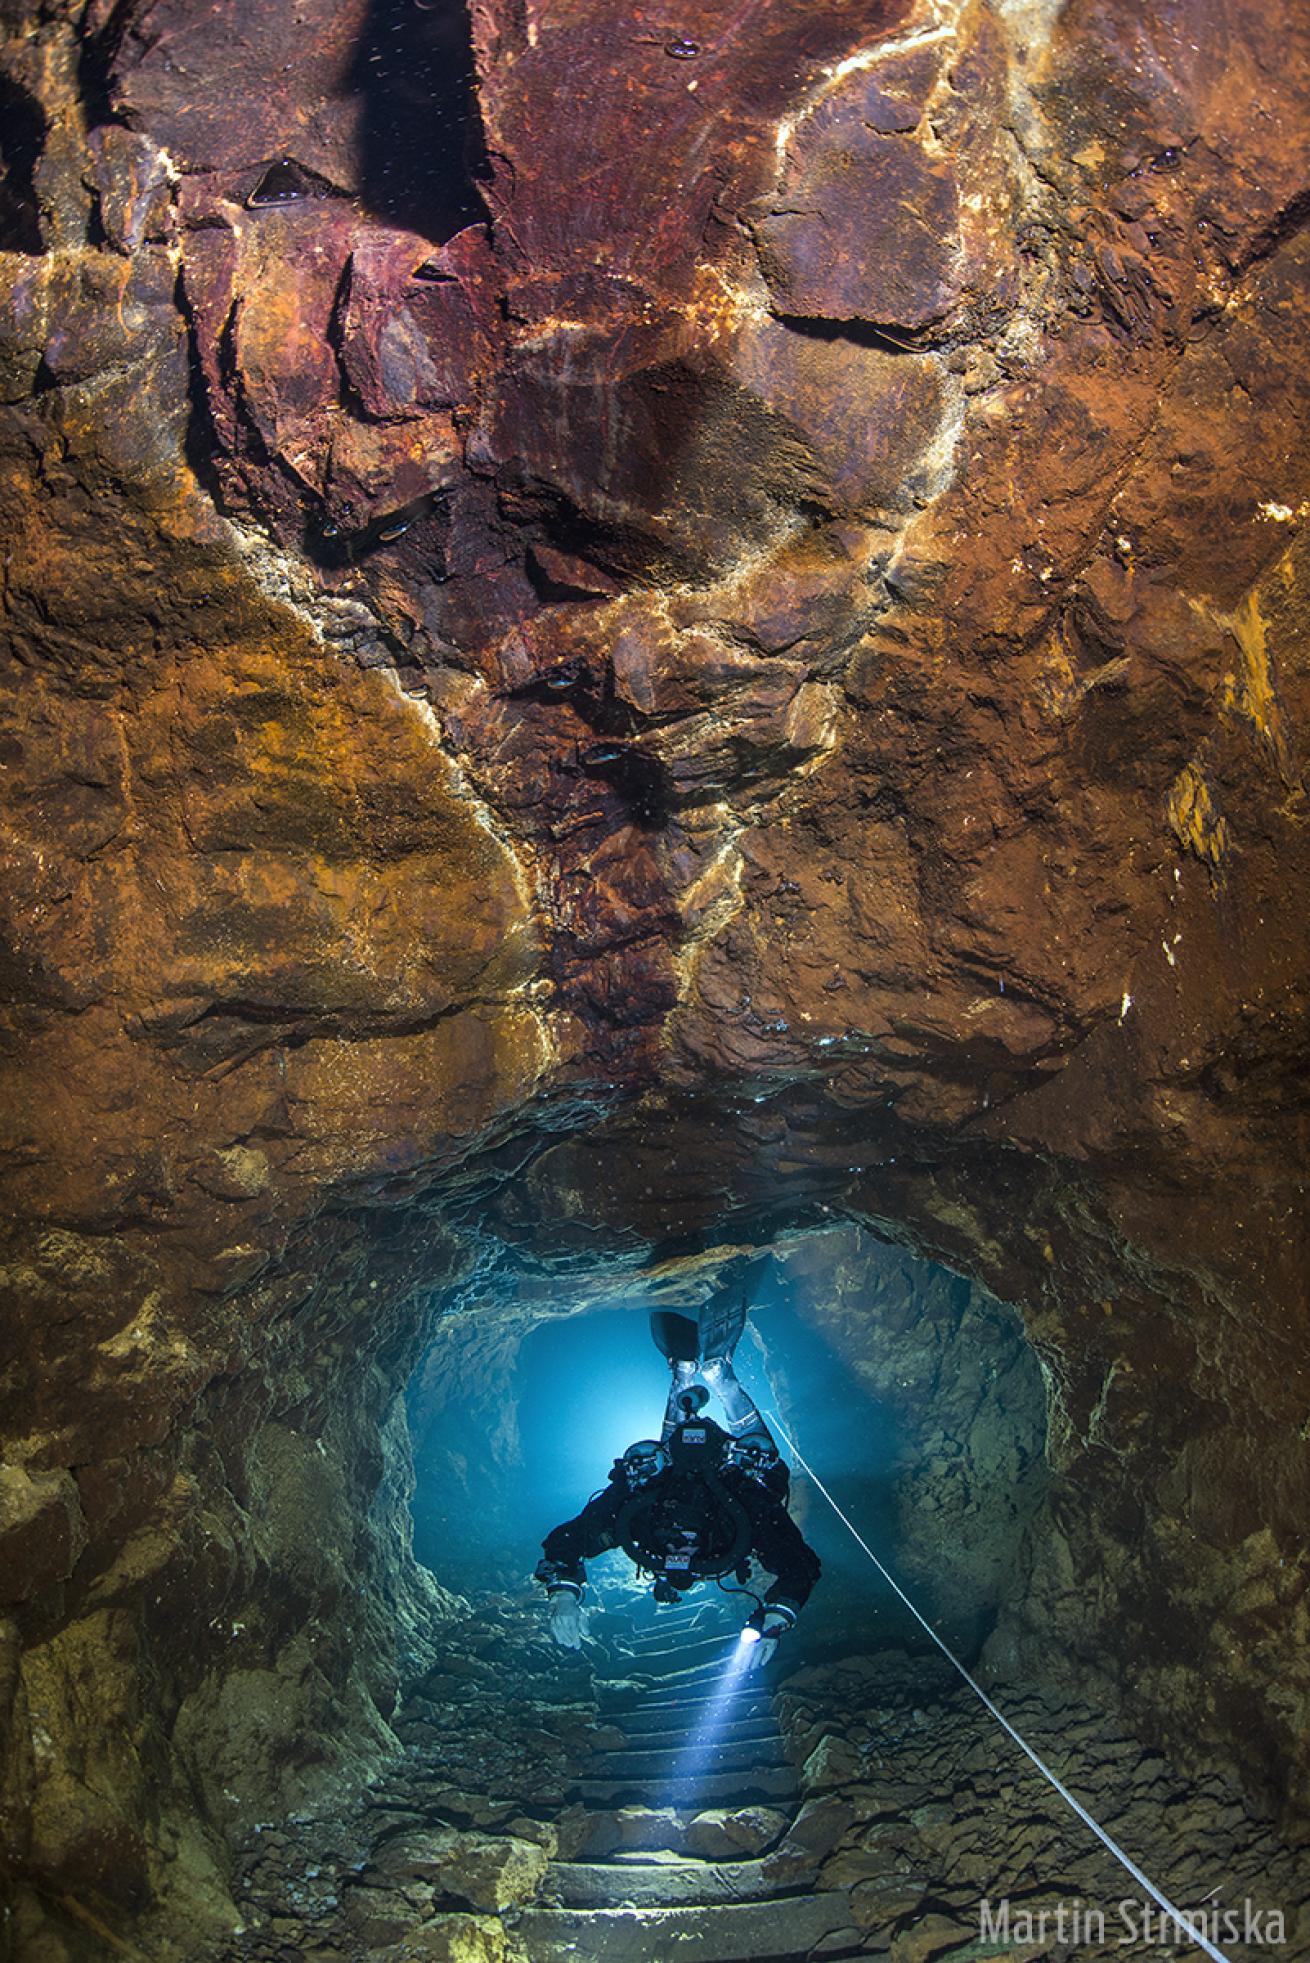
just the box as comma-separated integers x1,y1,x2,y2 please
536,1485,624,1591
748,1495,822,1616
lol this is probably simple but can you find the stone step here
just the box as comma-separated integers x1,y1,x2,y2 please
616,1654,733,1680
623,1621,736,1643
574,1764,799,1806
544,1854,817,1908
619,1707,781,1733
602,1704,777,1734
619,1635,740,1666
601,1696,773,1718
555,1801,794,1861
601,1680,773,1710
593,1736,790,1777
618,1714,783,1747
559,1807,698,1857
600,1680,734,1711
617,1659,746,1687
604,1704,777,1734
518,1890,855,1962
620,1612,735,1634
609,1654,734,1686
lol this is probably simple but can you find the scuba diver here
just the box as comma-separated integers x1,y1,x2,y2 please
534,1259,820,1670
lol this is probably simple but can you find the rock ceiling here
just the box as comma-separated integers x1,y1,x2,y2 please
1,0,1307,1945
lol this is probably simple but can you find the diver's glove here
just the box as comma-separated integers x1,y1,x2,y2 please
742,1604,793,1672
547,1587,586,1650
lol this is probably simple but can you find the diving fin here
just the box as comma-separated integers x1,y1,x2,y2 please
650,1310,701,1364
699,1253,771,1363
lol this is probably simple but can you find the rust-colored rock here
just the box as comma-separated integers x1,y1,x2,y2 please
2,0,1309,1950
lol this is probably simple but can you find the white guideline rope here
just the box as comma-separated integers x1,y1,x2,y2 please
766,1409,1233,1963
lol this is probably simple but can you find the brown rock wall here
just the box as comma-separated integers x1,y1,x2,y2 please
1,0,1308,1946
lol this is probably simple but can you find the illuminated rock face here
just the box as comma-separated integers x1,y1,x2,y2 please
1,0,1308,1943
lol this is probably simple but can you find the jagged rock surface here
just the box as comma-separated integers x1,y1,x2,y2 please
406,1227,1049,1659
775,1650,1309,1958
150,1605,1310,1961
1,0,1308,1952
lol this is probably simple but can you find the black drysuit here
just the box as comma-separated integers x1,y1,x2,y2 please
540,1453,821,1613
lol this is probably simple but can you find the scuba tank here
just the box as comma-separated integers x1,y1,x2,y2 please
614,1416,752,1591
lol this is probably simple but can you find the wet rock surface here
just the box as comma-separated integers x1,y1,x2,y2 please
405,1225,1047,1651
775,1649,1310,1959
198,1597,835,1961
1,0,1309,1951
148,1605,1310,1961
202,1601,595,1962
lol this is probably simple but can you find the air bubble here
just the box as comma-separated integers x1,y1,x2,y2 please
246,159,310,209
545,663,586,691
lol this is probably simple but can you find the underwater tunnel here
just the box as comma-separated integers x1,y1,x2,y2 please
2,0,1309,1955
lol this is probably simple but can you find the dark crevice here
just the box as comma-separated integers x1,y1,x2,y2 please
75,0,138,131
347,0,490,245
324,254,375,425
574,743,673,830
524,549,616,605
507,656,633,732
305,490,452,569
162,992,505,1071
174,267,226,509
84,181,109,249
773,311,937,355
0,75,46,254
214,301,270,471
499,477,675,590
183,999,316,1029
1229,183,1310,279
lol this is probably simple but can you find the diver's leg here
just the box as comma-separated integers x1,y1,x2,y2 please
699,1254,775,1437
701,1353,773,1440
653,1307,705,1439
662,1358,700,1441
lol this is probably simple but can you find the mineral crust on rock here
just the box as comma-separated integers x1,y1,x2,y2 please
1,0,1308,1951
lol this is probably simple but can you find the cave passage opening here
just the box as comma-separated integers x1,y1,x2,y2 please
216,1230,1310,1956
404,1226,1051,1668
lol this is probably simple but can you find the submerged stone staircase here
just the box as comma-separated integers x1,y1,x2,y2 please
518,1610,863,1962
